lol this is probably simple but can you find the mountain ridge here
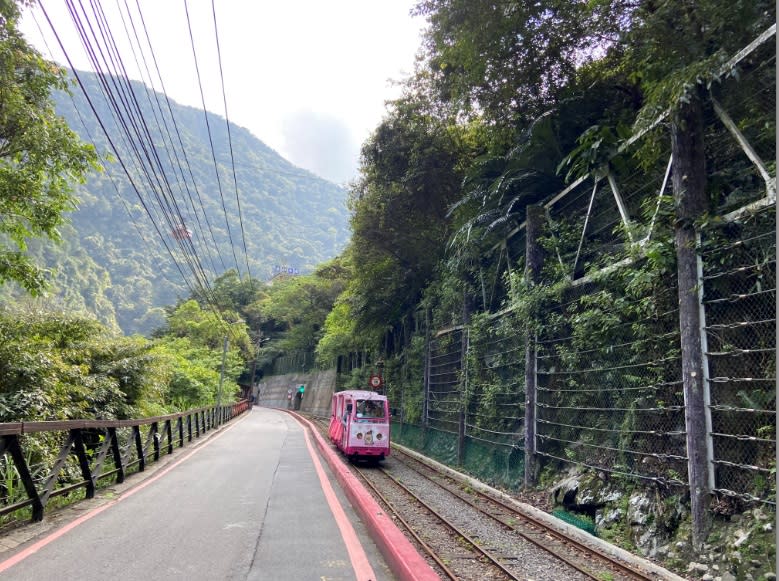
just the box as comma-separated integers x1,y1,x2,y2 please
0,70,351,335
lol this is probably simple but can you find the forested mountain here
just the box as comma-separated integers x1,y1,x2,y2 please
0,70,349,335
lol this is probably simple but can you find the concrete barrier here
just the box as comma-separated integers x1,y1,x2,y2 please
255,370,336,417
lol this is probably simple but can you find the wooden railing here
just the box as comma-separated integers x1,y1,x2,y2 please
0,400,250,523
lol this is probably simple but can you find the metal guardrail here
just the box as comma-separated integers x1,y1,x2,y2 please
0,400,250,523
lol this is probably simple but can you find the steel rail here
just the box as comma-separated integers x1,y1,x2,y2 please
374,466,523,581
352,466,460,581
310,417,474,579
312,416,645,580
395,447,658,581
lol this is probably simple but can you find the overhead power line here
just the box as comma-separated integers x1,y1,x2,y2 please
210,0,254,286
124,0,227,276
33,0,262,325
39,0,224,318
182,0,242,280
115,0,222,277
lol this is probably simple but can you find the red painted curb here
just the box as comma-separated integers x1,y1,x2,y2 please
288,411,441,581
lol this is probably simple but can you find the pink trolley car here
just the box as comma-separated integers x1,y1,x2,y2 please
328,390,391,462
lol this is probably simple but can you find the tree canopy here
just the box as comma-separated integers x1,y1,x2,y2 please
343,98,471,335
318,0,775,363
0,0,98,294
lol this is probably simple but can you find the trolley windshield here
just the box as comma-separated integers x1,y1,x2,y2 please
355,399,385,419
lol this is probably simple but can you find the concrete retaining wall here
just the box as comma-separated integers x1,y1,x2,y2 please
255,369,336,418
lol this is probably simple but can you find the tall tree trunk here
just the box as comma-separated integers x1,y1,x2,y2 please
671,90,710,549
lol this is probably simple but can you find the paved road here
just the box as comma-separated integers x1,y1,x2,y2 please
0,408,394,581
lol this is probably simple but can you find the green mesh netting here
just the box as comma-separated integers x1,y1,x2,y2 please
391,421,425,449
422,428,459,466
462,437,524,491
552,509,598,536
391,421,525,492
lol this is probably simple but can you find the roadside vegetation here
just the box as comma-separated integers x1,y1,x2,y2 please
0,1,774,573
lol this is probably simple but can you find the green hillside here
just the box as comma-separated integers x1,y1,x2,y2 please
2,70,349,335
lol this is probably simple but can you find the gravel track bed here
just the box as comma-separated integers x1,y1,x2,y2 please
312,416,588,580
358,464,513,580
310,416,679,581
393,450,657,581
375,456,593,581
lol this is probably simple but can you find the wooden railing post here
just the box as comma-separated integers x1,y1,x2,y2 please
165,420,173,455
6,435,44,521
71,430,95,499
108,427,125,483
151,422,160,461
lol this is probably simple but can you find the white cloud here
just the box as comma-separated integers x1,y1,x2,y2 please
281,111,359,185
21,1,424,182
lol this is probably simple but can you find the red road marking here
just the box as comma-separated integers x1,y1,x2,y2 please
293,411,441,581
301,425,377,581
0,415,246,574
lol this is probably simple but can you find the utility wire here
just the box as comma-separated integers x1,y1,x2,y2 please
76,0,219,302
113,0,220,279
126,0,228,276
182,0,242,280
40,2,195,296
42,0,220,311
210,0,254,286
31,9,180,292
35,0,258,330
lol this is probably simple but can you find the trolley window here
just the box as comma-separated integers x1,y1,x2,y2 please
355,399,385,419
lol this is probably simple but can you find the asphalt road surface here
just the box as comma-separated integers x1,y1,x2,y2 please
0,408,394,581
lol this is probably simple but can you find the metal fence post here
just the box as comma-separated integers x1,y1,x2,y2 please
423,308,431,430
457,327,469,466
696,233,716,491
524,204,544,486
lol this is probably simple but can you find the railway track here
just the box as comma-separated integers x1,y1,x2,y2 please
388,447,661,581
307,415,662,580
355,462,522,580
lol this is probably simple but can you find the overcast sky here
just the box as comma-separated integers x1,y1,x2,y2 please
20,1,426,185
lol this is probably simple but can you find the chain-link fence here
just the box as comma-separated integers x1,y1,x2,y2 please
389,319,527,489
393,204,774,504
420,327,464,465
316,29,777,530
384,29,776,512
535,276,688,489
702,205,776,507
462,315,526,486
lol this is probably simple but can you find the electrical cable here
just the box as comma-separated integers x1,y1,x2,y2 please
182,0,242,280
209,0,254,286
34,0,272,332
112,0,221,279
125,0,228,276
72,0,221,305
40,0,223,317
30,9,180,292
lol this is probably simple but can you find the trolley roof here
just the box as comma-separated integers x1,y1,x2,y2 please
334,389,387,400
